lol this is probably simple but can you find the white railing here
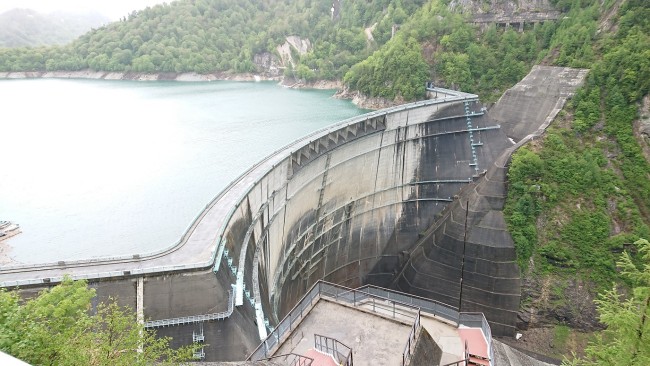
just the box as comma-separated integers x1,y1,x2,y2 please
144,290,234,328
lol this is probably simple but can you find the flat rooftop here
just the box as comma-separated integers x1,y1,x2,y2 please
249,282,492,365
269,298,485,366
275,300,411,365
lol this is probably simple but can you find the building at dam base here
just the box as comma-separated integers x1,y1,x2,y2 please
0,66,588,362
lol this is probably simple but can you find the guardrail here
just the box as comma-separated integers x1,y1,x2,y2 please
315,334,353,366
356,285,460,324
144,290,234,328
264,353,314,366
247,281,493,366
401,309,421,366
248,281,424,361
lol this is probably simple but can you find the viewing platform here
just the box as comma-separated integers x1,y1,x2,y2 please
249,281,493,366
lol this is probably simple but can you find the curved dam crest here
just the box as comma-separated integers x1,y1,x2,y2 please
0,66,588,359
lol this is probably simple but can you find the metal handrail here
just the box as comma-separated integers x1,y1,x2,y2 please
144,290,234,328
314,334,353,366
247,280,494,365
248,281,423,361
401,309,421,366
264,353,314,366
459,313,493,365
359,285,493,365
356,284,460,324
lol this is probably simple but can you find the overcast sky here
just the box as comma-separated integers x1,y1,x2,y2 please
0,0,169,20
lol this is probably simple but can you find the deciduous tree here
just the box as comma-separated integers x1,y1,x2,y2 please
0,277,196,366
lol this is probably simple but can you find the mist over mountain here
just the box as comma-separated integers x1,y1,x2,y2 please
0,8,110,47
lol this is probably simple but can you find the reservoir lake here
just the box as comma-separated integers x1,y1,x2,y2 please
0,79,367,264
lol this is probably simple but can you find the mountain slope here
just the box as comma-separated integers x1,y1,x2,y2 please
0,0,427,79
0,8,109,47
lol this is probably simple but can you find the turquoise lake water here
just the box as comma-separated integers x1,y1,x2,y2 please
0,79,367,264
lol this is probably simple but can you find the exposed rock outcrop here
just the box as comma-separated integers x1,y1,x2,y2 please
253,52,282,78
275,36,312,68
333,87,398,110
518,274,601,331
635,94,650,162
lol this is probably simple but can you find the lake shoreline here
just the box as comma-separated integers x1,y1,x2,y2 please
0,70,392,109
0,70,341,88
0,78,369,263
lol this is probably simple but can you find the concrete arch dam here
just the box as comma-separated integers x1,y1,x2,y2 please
0,66,587,355
220,88,522,339
221,64,588,339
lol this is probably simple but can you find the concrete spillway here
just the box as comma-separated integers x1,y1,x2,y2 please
0,66,587,359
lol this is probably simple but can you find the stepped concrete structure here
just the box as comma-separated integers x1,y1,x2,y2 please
395,66,588,335
0,66,586,362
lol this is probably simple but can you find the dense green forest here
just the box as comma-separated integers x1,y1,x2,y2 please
0,0,592,101
0,278,196,365
506,0,649,284
0,0,425,84
0,0,620,102
503,0,650,358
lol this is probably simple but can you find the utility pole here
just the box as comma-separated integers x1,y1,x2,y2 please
458,200,469,314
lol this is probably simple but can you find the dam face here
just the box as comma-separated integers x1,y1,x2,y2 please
1,67,587,359
219,92,517,334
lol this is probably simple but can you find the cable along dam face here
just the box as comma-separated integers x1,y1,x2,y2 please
0,66,588,359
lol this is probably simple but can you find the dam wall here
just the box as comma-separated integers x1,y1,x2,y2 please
219,93,514,332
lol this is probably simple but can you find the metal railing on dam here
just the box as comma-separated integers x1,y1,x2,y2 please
248,280,492,365
144,290,235,328
0,89,482,288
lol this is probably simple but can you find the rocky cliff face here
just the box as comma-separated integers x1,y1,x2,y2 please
333,87,400,110
253,52,282,77
252,36,316,83
635,95,650,162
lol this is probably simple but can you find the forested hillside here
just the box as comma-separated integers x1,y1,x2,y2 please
0,0,426,82
503,0,650,359
0,0,611,103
